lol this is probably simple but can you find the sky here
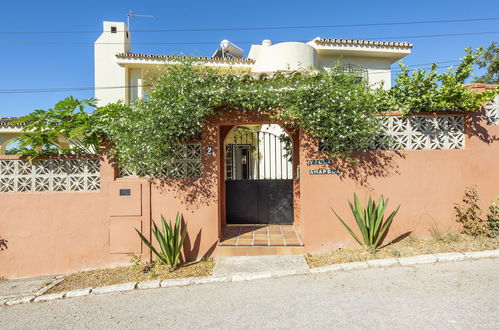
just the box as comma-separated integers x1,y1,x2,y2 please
0,0,498,117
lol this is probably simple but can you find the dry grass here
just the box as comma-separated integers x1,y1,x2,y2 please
47,259,215,294
306,234,499,268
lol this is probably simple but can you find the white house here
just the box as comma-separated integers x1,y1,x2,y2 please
0,21,412,154
94,21,412,106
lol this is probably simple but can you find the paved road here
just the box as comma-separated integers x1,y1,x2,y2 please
1,259,498,329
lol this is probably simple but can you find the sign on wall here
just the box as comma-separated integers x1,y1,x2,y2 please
307,159,340,175
309,169,340,175
308,159,333,165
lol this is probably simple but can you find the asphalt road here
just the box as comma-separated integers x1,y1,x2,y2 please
1,259,498,329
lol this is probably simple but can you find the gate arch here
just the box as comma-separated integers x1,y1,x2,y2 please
224,124,294,224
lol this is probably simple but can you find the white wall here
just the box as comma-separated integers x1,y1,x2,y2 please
317,55,393,89
94,22,130,106
252,42,318,73
249,41,395,88
128,68,143,103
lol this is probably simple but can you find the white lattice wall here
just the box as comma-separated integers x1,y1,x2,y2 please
0,158,100,193
485,95,499,125
119,143,202,178
373,115,465,150
319,114,465,151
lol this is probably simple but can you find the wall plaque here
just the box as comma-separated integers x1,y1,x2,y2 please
119,188,131,196
308,159,333,165
309,169,340,175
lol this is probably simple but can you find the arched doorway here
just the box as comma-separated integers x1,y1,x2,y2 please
224,124,294,224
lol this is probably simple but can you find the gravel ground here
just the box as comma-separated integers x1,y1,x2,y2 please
1,259,498,329
306,234,499,267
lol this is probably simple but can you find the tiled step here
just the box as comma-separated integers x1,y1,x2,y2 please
216,245,304,257
220,224,303,246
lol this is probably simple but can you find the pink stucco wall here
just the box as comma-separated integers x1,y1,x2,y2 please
0,156,134,279
299,110,499,253
0,102,497,279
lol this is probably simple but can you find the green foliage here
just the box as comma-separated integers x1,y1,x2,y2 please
454,186,491,237
13,96,111,157
11,47,498,173
106,62,382,174
487,197,499,238
135,213,187,270
332,193,400,252
382,47,498,114
473,42,498,84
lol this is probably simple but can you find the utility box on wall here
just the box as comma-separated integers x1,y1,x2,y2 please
109,182,142,216
108,181,144,254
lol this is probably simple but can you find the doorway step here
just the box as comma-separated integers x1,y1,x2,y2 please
216,224,304,257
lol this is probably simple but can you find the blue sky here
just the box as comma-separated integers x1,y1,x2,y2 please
1,0,498,117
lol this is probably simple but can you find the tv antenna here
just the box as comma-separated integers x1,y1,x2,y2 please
126,10,153,32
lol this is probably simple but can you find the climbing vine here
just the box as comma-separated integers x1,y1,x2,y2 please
105,62,382,175
13,47,499,176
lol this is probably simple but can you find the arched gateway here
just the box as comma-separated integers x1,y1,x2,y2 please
224,124,294,224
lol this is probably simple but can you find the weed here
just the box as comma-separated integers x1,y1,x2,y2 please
432,232,461,244
128,254,143,272
390,250,402,257
454,186,490,237
487,197,499,237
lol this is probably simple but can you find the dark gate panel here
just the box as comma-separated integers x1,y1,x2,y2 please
258,180,294,224
226,179,293,224
226,180,259,224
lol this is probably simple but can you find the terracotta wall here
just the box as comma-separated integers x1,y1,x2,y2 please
0,156,135,279
299,110,499,253
1,104,497,279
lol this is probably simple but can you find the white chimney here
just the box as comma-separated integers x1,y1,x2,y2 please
94,21,130,106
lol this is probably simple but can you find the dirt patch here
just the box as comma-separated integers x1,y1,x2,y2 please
47,259,215,294
306,234,499,268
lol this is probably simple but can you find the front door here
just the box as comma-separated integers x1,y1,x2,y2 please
225,125,294,225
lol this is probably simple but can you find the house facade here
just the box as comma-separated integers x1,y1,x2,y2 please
94,21,412,106
0,21,498,279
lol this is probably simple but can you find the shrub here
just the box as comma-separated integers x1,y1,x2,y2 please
454,186,490,237
332,193,400,252
136,213,187,270
487,197,499,238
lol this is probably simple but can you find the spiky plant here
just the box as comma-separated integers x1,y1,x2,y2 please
332,193,400,252
136,213,187,270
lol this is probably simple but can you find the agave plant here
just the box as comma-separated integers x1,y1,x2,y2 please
332,193,400,252
136,213,187,270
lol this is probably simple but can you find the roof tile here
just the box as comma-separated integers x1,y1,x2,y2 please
116,52,255,63
313,37,413,49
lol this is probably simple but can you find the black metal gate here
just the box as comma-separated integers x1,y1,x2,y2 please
225,127,294,225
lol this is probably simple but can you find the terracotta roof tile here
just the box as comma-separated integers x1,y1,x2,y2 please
312,38,413,49
116,52,255,64
0,117,24,128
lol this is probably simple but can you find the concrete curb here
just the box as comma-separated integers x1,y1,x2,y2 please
2,248,498,307
36,277,64,296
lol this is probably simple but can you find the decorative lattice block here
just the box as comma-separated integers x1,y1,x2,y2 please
0,158,100,193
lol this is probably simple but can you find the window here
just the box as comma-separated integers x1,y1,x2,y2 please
334,64,368,83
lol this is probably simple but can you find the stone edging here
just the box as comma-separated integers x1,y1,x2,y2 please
2,249,498,306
